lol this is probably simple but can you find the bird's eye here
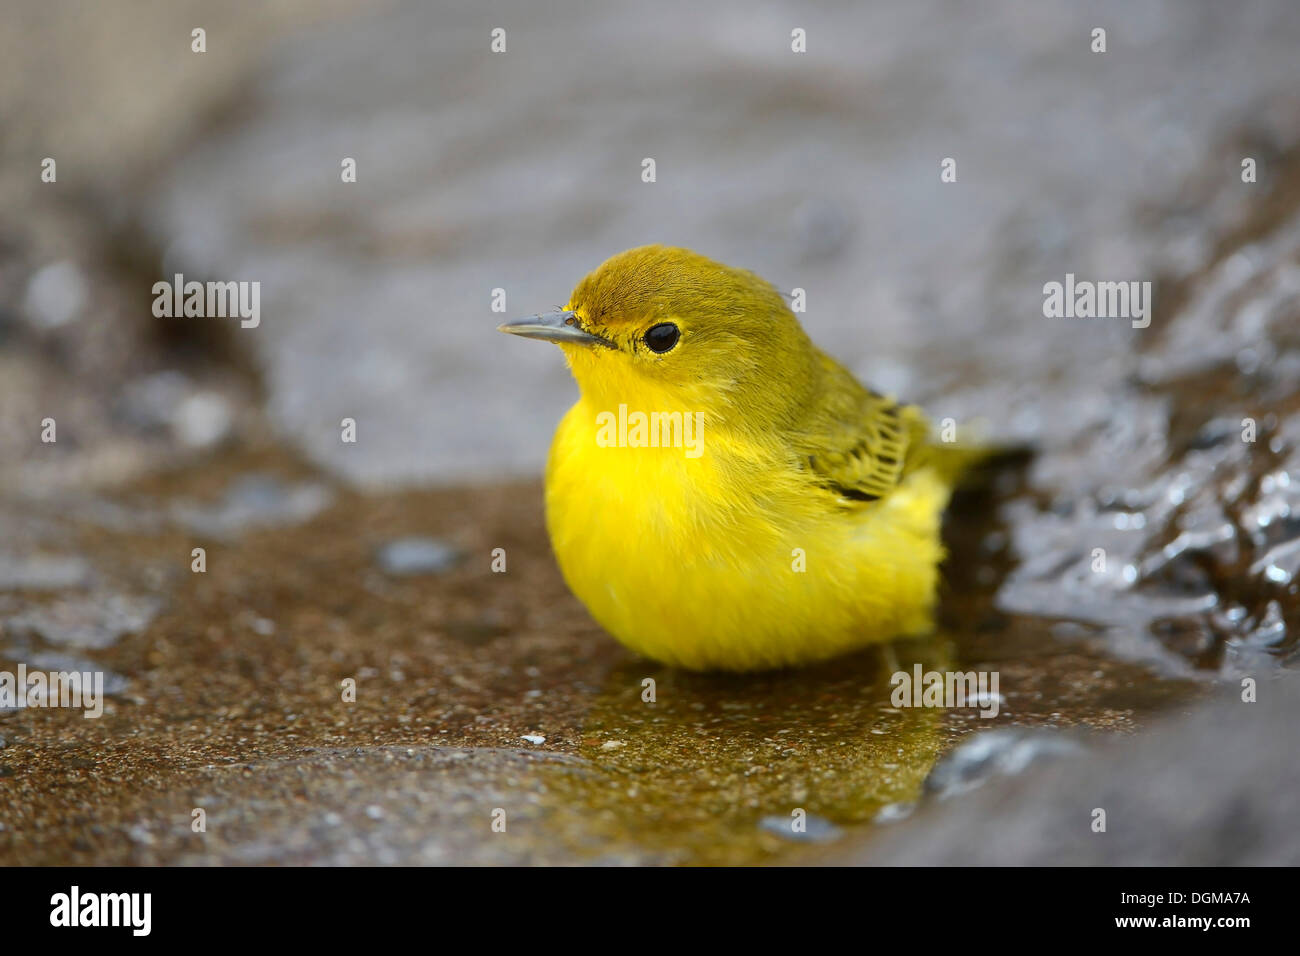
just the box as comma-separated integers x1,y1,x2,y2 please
644,322,680,353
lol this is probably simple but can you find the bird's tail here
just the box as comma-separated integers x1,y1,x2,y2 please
924,441,996,486
919,416,1028,488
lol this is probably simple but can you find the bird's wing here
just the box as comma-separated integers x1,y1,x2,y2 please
793,357,932,503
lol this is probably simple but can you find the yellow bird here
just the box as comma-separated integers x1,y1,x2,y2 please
500,245,977,671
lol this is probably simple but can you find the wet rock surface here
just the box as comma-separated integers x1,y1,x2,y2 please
823,679,1300,865
134,0,1300,493
1,0,1298,865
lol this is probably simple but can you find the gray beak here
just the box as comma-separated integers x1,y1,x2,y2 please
497,310,614,349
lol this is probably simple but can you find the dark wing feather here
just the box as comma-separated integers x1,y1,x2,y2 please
793,355,932,504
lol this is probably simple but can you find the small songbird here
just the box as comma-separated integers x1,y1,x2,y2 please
500,245,978,671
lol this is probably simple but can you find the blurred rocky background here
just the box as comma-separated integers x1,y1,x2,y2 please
1,0,1297,865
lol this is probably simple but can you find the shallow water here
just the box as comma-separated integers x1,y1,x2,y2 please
0,444,1205,864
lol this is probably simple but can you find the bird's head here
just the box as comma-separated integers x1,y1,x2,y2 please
499,245,818,426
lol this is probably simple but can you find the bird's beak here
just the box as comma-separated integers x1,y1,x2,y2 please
497,310,615,349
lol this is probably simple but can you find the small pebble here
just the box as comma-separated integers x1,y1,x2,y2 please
874,802,915,823
174,392,233,449
0,554,92,591
172,475,332,539
759,813,843,843
249,616,276,637
375,537,462,576
5,594,159,650
23,261,87,329
924,729,1085,800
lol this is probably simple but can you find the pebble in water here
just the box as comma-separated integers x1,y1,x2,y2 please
759,813,843,844
119,372,234,449
922,729,1086,801
0,554,92,592
14,651,129,696
171,474,333,539
0,650,128,715
375,537,462,576
4,594,159,650
22,261,87,330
